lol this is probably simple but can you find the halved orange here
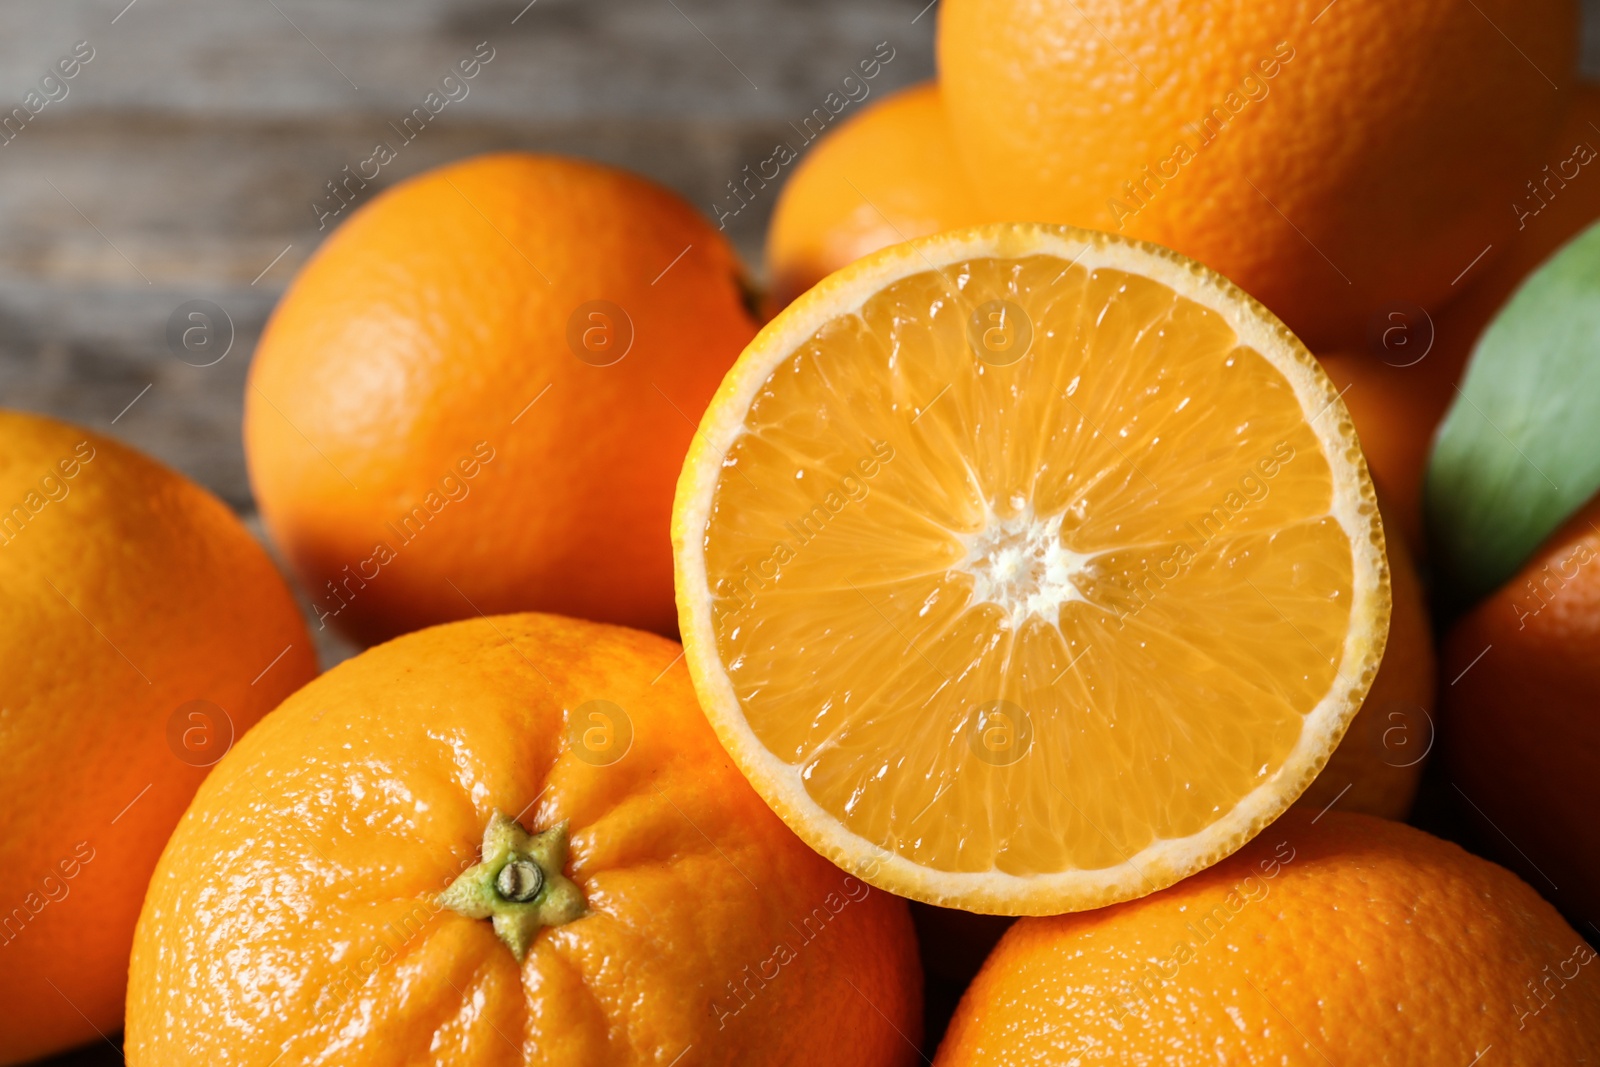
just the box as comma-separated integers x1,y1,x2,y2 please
673,224,1389,914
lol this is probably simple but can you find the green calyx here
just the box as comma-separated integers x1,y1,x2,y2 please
437,811,586,961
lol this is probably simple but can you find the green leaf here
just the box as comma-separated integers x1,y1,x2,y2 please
1426,218,1600,606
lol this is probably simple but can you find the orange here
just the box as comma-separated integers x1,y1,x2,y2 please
1443,81,1600,344
917,499,1429,986
245,153,759,647
937,0,1578,348
1315,344,1471,554
936,811,1600,1065
674,223,1390,914
1293,494,1435,820
0,410,316,1066
1367,80,1600,458
766,82,987,312
126,614,922,1066
1314,83,1600,552
1443,491,1600,922
916,500,1428,987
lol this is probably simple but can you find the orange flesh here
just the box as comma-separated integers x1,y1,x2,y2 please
702,255,1352,876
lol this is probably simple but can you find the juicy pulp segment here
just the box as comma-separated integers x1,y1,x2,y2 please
702,255,1351,876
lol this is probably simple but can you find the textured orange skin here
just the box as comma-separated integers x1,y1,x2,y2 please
1444,494,1600,922
937,0,1578,348
1295,497,1434,820
0,410,316,1066
936,812,1600,1065
765,82,987,311
245,154,758,647
126,614,922,1066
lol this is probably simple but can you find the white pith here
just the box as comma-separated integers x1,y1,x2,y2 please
957,498,1090,630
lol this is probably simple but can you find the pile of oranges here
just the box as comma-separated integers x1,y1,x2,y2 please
4,1,1600,1064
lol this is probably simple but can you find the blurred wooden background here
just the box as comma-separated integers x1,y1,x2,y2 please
0,0,935,668
4,1,1598,1061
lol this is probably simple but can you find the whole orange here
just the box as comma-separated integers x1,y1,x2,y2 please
245,153,759,646
0,410,316,1066
126,614,922,1065
1294,494,1435,820
937,0,1578,348
936,811,1600,1065
765,82,987,311
1443,492,1600,921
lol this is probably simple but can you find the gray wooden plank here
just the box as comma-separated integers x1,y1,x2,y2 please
0,0,933,519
